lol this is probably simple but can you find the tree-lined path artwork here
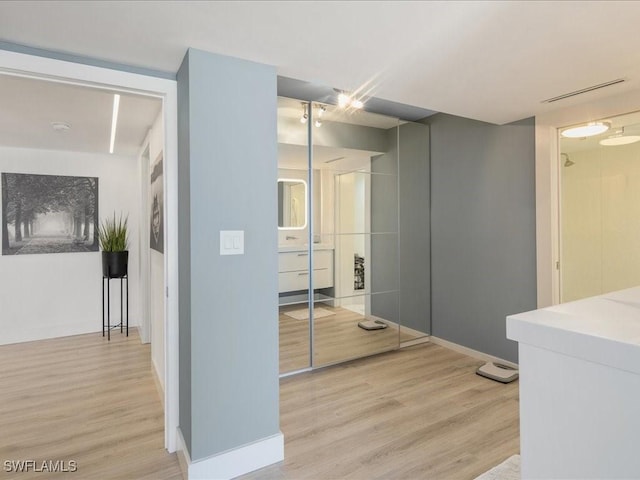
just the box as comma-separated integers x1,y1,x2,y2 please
1,172,98,255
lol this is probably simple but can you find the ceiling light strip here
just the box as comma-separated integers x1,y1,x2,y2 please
542,79,626,104
109,94,120,154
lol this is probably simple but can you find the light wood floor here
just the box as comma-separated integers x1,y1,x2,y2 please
0,329,183,480
0,330,519,480
280,304,423,373
242,342,520,480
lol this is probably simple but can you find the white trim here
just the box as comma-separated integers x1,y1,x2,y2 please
162,76,180,455
178,432,284,480
0,49,179,453
429,336,518,369
176,428,191,480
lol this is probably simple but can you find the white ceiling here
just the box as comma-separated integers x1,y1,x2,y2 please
0,74,161,156
2,2,640,124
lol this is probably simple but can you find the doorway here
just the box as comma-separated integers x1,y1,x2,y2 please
0,49,179,452
558,111,640,302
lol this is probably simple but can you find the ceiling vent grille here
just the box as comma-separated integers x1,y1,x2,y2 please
541,79,626,103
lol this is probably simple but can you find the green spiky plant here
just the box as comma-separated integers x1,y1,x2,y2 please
98,212,129,252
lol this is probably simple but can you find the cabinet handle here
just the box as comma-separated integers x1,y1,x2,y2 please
297,253,308,257
298,272,309,276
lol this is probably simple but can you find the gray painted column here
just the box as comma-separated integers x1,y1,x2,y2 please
177,48,279,461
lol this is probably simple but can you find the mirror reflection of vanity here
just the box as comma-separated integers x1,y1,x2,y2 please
277,175,334,299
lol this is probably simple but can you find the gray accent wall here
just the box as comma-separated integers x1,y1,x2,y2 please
428,113,536,363
177,48,280,461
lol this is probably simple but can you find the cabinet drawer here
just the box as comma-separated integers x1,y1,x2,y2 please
278,251,310,272
278,268,332,293
278,249,333,272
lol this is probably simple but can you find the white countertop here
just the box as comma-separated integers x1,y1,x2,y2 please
507,286,640,374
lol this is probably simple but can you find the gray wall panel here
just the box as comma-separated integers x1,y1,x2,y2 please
428,113,536,363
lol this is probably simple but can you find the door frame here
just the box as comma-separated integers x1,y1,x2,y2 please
0,49,180,453
535,88,640,309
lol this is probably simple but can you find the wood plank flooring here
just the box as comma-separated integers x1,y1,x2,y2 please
242,342,520,480
280,304,423,373
0,329,519,480
0,329,182,480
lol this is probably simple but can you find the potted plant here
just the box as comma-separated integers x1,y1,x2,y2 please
98,212,129,278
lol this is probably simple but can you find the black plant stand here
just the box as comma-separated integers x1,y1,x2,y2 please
102,273,128,340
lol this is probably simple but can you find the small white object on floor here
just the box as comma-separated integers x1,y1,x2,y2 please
284,307,335,320
476,362,519,383
474,454,520,480
358,319,388,331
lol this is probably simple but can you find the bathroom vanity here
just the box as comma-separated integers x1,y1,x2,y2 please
277,245,334,294
507,286,640,479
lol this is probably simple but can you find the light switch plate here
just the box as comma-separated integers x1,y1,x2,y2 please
220,230,244,255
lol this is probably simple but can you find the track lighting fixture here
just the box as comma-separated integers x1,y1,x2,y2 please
300,103,308,124
314,104,326,127
334,89,365,109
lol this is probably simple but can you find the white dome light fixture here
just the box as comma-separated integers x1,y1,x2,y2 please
561,121,610,138
599,134,640,146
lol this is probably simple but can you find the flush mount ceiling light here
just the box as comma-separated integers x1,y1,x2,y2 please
300,103,308,124
599,127,640,146
51,121,71,132
561,121,610,138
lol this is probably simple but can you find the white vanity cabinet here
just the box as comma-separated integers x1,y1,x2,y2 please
278,249,333,293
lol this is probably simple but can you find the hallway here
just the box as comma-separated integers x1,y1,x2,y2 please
0,329,181,479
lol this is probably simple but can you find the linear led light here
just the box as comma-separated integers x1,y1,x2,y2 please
561,121,610,138
109,94,120,154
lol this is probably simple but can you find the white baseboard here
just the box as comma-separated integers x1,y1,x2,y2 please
177,428,284,480
429,336,518,369
176,427,190,480
151,360,164,409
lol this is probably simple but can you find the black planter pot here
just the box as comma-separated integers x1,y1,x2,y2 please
102,251,129,278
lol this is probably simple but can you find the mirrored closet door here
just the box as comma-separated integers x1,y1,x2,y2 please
277,97,428,374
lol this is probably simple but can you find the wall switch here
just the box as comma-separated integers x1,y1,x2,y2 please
220,230,244,255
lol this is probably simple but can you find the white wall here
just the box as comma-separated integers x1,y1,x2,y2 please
140,111,165,389
561,144,640,302
0,145,140,345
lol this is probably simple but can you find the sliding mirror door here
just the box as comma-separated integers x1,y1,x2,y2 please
311,104,401,367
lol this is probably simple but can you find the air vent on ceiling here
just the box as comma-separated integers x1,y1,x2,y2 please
541,78,626,104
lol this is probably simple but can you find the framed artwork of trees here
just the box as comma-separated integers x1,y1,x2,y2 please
1,172,99,255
